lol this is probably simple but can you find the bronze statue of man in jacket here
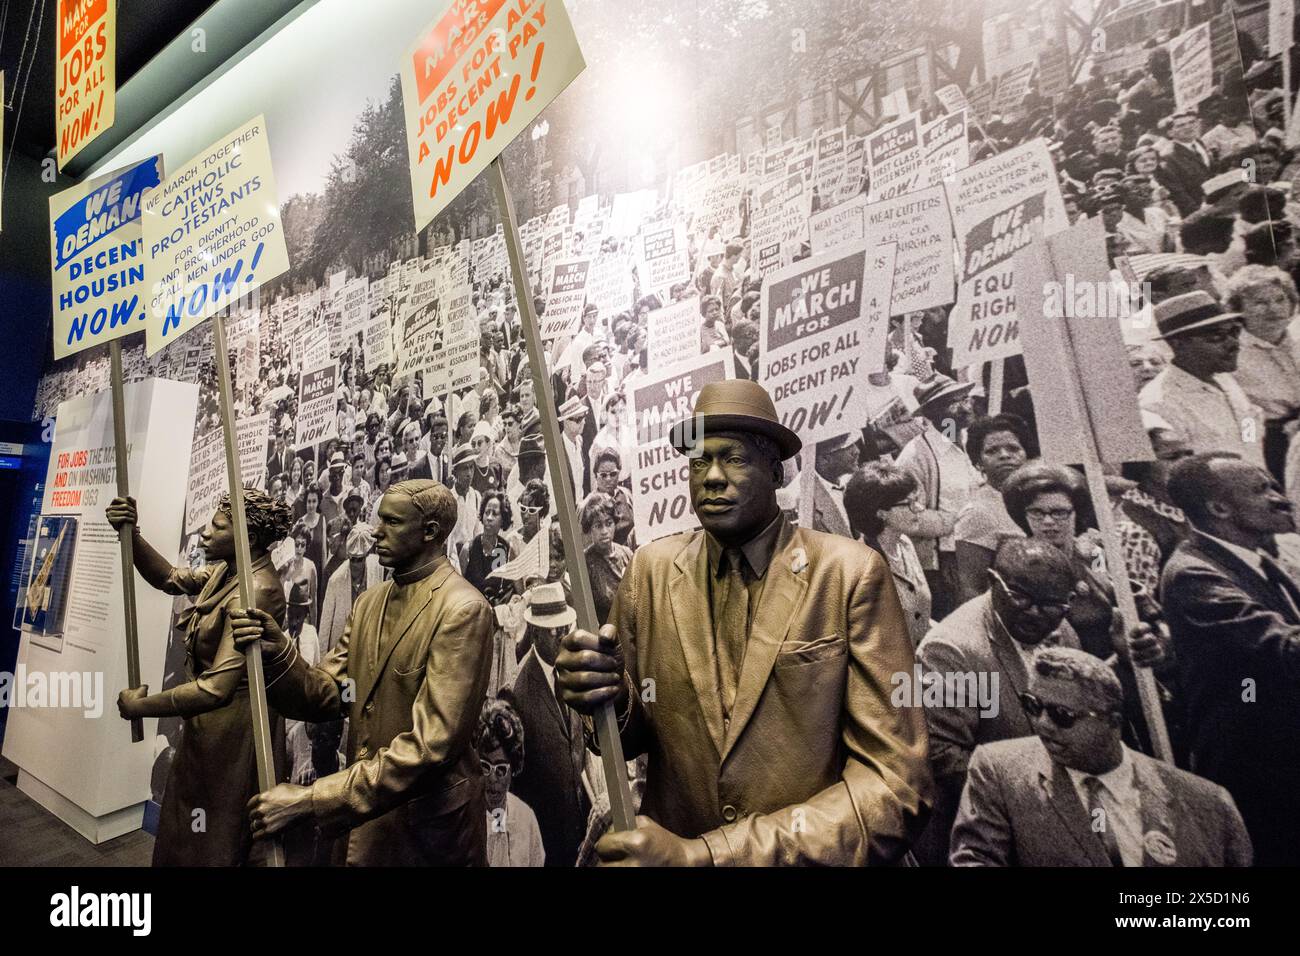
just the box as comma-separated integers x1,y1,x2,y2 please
231,479,493,865
556,380,933,866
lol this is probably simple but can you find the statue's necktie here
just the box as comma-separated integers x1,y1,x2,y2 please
1082,776,1125,867
714,547,749,719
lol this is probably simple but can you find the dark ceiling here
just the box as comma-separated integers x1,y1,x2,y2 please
1,0,218,161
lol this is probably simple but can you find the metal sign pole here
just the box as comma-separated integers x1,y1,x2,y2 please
212,310,286,865
109,340,144,743
489,158,637,833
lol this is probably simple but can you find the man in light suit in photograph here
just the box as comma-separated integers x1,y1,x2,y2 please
230,479,493,865
318,522,386,655
556,380,932,866
950,646,1251,866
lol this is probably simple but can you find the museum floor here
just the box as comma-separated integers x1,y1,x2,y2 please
0,756,153,866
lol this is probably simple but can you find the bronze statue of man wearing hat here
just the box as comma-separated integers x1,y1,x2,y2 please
228,480,494,864
556,379,933,865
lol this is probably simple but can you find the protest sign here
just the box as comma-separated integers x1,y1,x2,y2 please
1170,23,1214,112
295,361,340,449
400,0,586,232
300,319,331,374
935,84,969,116
867,113,921,202
362,314,394,372
610,189,658,237
186,430,226,533
585,255,633,317
757,170,804,210
863,184,955,314
395,297,442,380
919,110,969,187
237,413,270,491
751,204,786,277
809,193,865,254
815,126,847,201
945,138,1067,367
758,240,895,444
1037,42,1070,99
340,278,370,339
443,287,480,393
50,155,163,359
786,147,816,184
629,351,732,542
540,258,590,341
1015,216,1152,466
965,80,994,124
1271,0,1295,57
991,60,1036,118
1209,11,1241,75
693,178,743,235
56,0,115,168
143,116,290,355
836,136,866,205
646,299,701,372
638,221,691,291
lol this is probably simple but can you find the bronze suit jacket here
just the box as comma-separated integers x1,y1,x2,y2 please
264,556,493,865
606,515,933,865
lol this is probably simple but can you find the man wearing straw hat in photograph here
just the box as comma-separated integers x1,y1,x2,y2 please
511,581,592,867
558,395,589,498
1137,291,1265,468
896,375,982,619
555,379,932,866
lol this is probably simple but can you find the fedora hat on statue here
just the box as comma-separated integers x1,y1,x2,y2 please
668,379,801,461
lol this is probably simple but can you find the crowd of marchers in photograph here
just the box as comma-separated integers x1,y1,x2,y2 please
30,16,1300,867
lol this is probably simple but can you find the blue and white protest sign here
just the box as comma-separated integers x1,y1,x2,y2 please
49,154,162,359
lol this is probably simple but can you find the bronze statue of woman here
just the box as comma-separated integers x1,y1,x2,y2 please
106,488,291,866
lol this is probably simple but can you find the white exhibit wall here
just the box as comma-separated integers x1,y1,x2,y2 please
3,379,199,840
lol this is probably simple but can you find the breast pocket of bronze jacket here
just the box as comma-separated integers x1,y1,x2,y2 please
391,654,427,693
774,633,846,668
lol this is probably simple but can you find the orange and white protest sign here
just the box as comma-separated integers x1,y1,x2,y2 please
56,0,116,168
400,0,586,232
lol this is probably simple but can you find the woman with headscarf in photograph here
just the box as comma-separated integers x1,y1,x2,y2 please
106,489,292,866
477,695,545,867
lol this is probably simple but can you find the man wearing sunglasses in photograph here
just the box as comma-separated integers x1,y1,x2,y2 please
918,535,1184,864
949,646,1251,866
912,538,1081,864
